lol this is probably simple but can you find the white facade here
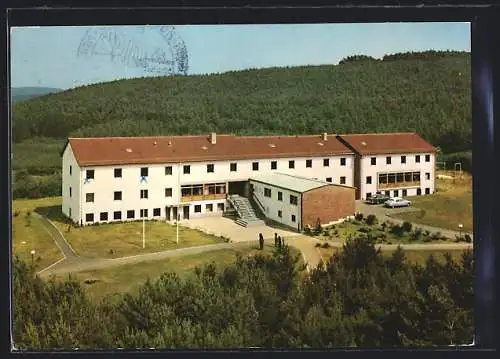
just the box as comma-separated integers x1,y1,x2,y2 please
358,152,436,200
62,144,355,225
251,181,302,231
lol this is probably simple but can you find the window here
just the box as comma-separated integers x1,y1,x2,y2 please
69,187,72,197
366,176,372,184
100,212,108,221
252,162,259,171
141,167,148,177
140,209,148,218
340,158,346,166
86,213,94,222
291,214,296,223
402,189,407,197
207,164,214,173
394,190,399,197
206,204,213,212
401,156,406,164
114,168,122,178
371,157,376,165
114,191,122,201
86,193,94,203
127,210,135,219
425,154,431,162
165,166,172,175
366,192,372,198
165,188,172,197
323,158,330,167
425,188,430,195
289,160,295,169
271,161,277,170
290,195,298,205
114,211,122,220
264,188,272,198
230,163,237,172
183,165,191,174
194,205,202,213
69,208,72,217
425,173,431,180
153,208,161,217
69,165,72,175
278,210,282,218
306,159,312,168
277,191,283,201
415,155,421,163
386,156,392,165
340,176,346,185
417,188,422,195
385,190,390,197
140,189,149,199
86,169,94,179
217,203,225,212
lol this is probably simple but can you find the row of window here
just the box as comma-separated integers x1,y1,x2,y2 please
371,154,431,166
84,203,226,223
366,187,431,198
71,188,175,202
365,172,431,184
78,158,349,180
263,188,299,205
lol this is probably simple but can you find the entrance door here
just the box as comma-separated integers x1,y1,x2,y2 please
173,207,178,221
183,206,190,220
166,206,171,221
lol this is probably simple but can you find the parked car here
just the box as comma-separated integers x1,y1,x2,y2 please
366,193,390,205
384,197,411,208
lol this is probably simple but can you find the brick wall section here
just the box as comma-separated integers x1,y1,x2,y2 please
301,185,356,228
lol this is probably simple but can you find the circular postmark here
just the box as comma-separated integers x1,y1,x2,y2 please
77,26,189,76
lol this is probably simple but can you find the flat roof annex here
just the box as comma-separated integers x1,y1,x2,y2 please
336,132,437,155
64,134,354,167
249,172,355,194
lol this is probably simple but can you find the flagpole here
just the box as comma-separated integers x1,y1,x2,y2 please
142,218,145,249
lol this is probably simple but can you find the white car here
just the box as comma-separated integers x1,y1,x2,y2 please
384,197,411,208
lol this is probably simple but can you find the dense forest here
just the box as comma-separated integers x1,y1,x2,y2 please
12,237,474,349
11,50,472,199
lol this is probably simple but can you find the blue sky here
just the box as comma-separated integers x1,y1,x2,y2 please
11,23,470,90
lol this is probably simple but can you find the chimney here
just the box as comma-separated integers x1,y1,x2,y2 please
210,132,217,145
322,132,328,141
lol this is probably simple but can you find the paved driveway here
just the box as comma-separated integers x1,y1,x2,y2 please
182,216,301,243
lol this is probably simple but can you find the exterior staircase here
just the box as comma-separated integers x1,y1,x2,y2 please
227,194,265,227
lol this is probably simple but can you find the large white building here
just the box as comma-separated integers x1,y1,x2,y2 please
336,133,437,200
61,132,355,226
61,132,436,226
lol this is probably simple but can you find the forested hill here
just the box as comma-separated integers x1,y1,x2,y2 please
12,50,471,153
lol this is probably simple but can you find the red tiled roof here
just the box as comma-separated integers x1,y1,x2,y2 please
66,134,354,167
336,132,437,155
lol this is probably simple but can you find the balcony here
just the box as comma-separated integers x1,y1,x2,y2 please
181,193,226,203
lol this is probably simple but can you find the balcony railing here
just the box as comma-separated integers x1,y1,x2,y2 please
181,193,226,202
378,181,420,189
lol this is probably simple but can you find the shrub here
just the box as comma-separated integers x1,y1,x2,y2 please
322,242,330,249
313,219,323,236
13,211,20,217
430,232,442,241
411,228,423,241
390,225,405,237
108,249,114,255
355,212,364,221
315,243,321,248
424,230,431,236
351,220,361,225
365,214,378,226
303,226,312,235
402,221,413,232
358,227,370,233
423,236,432,242
329,225,336,230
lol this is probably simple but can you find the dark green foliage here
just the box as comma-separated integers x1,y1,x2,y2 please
12,234,473,349
402,221,413,233
390,225,406,237
365,214,378,226
411,228,424,241
355,213,364,221
437,151,472,172
313,218,322,236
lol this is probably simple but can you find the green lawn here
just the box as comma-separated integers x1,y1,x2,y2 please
393,172,473,233
27,197,227,259
50,244,302,301
12,198,64,270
